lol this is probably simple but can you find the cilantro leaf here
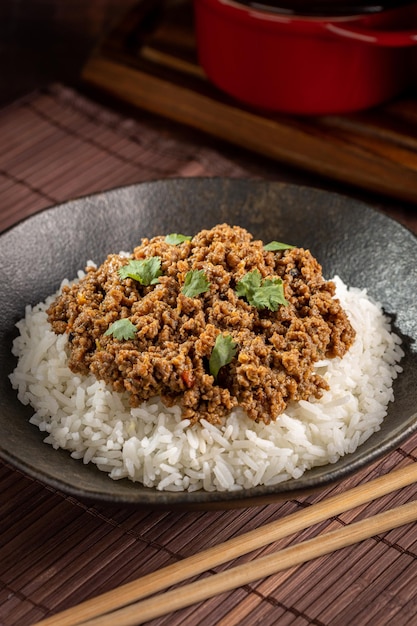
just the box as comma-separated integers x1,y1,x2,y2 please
104,318,137,340
181,270,210,298
235,269,262,303
165,233,192,245
264,241,295,252
236,269,288,311
209,334,237,379
251,278,288,310
118,257,162,285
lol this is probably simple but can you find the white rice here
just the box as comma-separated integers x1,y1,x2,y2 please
9,273,404,492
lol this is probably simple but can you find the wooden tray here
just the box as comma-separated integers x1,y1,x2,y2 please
82,0,417,204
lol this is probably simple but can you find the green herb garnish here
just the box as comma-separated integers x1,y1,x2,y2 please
165,233,192,245
209,334,237,379
118,257,162,286
181,269,210,298
236,269,288,311
264,241,295,252
104,318,137,341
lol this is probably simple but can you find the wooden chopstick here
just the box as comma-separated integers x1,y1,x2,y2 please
79,499,417,626
34,462,417,626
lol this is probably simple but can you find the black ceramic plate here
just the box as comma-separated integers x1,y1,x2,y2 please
1,179,416,508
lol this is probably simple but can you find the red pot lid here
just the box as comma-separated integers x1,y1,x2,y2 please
233,0,417,17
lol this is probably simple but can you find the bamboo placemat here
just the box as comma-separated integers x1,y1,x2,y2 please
82,0,417,206
1,83,417,626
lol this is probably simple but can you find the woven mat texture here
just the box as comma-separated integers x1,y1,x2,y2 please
1,84,417,626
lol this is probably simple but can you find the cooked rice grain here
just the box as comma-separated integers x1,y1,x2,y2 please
9,275,404,492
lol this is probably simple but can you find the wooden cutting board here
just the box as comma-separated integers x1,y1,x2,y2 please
82,0,417,204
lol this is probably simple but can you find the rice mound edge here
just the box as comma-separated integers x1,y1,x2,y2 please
9,273,404,493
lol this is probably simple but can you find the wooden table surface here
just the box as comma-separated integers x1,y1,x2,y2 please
1,2,417,625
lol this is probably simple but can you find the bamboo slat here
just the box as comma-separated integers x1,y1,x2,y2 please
34,462,417,626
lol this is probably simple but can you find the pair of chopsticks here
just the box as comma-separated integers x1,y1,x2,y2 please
35,462,417,626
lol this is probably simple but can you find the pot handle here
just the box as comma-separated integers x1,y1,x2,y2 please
325,22,417,47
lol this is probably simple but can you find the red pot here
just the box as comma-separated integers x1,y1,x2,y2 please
194,0,417,114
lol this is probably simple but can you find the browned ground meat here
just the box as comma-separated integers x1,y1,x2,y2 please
47,224,355,425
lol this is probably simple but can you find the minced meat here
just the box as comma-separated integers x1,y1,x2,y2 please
47,224,355,425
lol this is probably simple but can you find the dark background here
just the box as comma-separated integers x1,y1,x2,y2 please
0,0,137,105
